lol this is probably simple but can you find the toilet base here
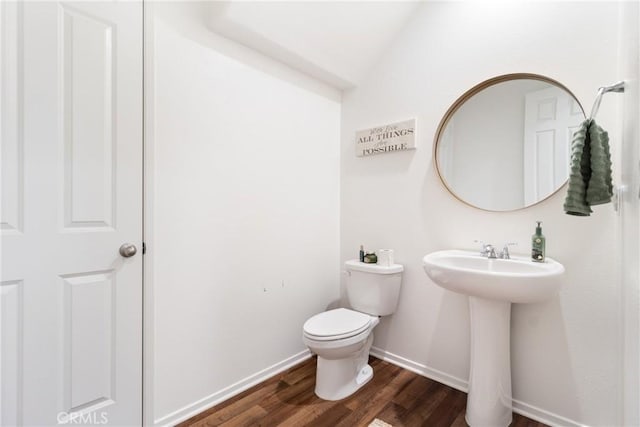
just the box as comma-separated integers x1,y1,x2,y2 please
313,334,374,400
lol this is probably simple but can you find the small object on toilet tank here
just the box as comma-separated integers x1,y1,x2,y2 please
378,249,394,266
359,245,365,262
364,252,377,263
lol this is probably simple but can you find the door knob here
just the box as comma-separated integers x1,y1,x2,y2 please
119,243,137,258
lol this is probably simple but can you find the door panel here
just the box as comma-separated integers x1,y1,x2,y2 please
0,1,23,235
0,280,23,426
1,2,142,426
62,4,117,230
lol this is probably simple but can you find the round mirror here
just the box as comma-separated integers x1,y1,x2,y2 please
434,73,585,211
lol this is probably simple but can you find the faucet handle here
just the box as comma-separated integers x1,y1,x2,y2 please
500,242,517,259
475,240,498,258
474,240,489,256
487,245,498,259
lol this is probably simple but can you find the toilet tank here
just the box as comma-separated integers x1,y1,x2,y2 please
344,260,404,316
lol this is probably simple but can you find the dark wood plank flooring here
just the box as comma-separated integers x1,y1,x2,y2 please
179,356,548,427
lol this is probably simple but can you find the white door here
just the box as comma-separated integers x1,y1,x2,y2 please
523,86,584,205
1,2,142,426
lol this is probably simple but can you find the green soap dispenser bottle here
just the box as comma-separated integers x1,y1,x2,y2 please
531,221,545,262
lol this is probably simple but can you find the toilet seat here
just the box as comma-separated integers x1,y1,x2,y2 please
303,308,374,341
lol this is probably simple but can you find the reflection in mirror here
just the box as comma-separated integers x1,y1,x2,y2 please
435,74,584,211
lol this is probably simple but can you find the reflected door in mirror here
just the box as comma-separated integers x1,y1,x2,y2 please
523,86,583,205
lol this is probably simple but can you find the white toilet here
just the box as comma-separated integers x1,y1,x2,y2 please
302,260,403,400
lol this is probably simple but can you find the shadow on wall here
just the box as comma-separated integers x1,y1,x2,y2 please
511,298,581,418
325,300,342,312
427,291,470,385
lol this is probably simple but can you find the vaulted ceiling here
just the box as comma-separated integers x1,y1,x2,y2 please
206,1,423,89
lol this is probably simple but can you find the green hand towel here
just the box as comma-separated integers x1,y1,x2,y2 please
564,120,592,216
586,121,613,205
564,119,613,216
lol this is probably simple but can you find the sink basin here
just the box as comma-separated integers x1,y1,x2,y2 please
423,249,564,303
422,249,565,426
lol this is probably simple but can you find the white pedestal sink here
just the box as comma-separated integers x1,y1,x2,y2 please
423,250,564,427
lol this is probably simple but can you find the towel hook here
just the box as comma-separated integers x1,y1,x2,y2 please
589,81,625,121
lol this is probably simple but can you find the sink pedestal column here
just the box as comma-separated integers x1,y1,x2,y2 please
466,296,512,427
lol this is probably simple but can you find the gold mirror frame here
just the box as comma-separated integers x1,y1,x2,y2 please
433,73,585,212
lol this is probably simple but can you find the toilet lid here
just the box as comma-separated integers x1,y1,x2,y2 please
303,308,373,340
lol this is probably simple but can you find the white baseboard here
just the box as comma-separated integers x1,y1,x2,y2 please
154,349,312,426
512,398,588,427
370,346,468,393
370,346,587,427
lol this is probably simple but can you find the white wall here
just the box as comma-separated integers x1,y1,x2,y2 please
619,2,640,425
147,3,341,424
341,2,623,426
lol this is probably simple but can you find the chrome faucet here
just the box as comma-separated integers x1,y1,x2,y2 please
478,241,516,259
478,242,498,258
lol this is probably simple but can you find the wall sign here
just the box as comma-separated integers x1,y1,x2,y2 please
355,118,416,157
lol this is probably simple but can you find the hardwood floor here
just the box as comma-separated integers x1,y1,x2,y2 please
179,357,548,427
